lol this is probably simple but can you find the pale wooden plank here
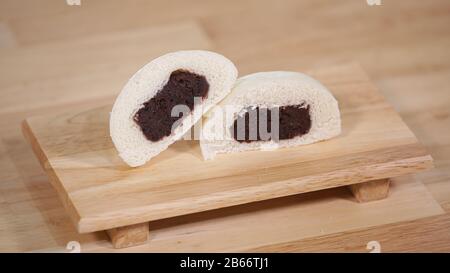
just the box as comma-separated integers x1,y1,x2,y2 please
23,64,434,234
0,21,211,114
35,178,443,252
250,214,450,253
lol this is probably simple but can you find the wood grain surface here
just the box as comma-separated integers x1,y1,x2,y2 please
28,178,445,252
1,0,450,252
23,63,434,234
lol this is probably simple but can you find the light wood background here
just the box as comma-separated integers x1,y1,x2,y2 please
1,0,449,252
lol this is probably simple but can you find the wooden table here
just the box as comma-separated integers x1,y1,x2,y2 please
1,0,449,252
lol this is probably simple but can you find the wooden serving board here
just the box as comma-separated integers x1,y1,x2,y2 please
22,63,434,248
30,178,444,252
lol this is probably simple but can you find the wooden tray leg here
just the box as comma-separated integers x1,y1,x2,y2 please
106,222,149,249
349,179,390,202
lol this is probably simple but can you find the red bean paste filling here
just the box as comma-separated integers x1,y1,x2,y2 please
134,70,209,142
232,105,311,142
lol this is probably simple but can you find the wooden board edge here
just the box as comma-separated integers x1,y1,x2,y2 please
77,153,434,233
21,119,84,233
